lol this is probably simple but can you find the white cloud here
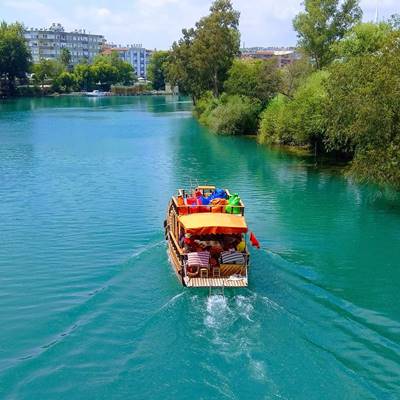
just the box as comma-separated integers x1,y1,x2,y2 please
96,8,111,18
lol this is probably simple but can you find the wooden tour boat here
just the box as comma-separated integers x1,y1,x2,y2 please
164,185,250,288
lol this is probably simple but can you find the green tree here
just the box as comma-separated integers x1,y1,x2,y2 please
166,0,240,101
166,28,203,101
258,95,289,144
286,70,328,147
59,48,72,69
53,71,76,93
0,21,31,96
93,52,136,86
293,0,362,69
280,55,314,98
224,59,281,106
193,0,240,97
32,59,63,88
73,63,92,91
259,70,328,148
91,61,118,91
334,22,393,59
147,50,169,90
324,32,400,188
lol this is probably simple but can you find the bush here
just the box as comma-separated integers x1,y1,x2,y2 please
15,85,42,97
258,70,328,147
258,94,288,144
194,91,219,121
198,94,261,135
286,70,328,146
52,72,76,93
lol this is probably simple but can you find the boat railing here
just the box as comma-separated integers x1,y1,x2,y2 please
171,196,245,216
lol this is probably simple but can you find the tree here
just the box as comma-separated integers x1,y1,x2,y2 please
166,28,203,101
224,59,281,106
193,0,240,97
147,50,169,90
91,61,118,91
0,21,31,96
93,52,136,86
53,71,76,92
32,59,63,88
285,70,328,147
258,70,328,148
74,63,96,91
166,0,240,102
334,22,393,59
59,48,71,69
324,32,400,188
280,55,314,98
293,0,362,69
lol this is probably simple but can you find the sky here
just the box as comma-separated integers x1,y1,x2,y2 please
0,0,398,49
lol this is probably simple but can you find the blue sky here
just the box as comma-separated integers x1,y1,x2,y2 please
0,0,398,49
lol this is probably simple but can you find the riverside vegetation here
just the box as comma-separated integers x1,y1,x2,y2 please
163,0,400,190
0,22,138,96
0,22,171,96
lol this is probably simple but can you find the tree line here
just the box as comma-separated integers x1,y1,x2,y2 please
0,22,137,96
160,0,400,190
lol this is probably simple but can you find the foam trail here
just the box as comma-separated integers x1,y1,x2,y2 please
129,240,164,259
204,295,232,329
156,292,186,313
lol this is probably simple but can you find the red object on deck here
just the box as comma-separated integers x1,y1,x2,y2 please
250,232,260,249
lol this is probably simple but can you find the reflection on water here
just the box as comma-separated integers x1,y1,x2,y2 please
0,96,399,400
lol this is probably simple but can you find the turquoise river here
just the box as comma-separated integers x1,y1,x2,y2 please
0,96,399,400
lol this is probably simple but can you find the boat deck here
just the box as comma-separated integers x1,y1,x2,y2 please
185,277,248,288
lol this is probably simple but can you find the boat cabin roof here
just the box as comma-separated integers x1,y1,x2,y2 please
178,213,248,235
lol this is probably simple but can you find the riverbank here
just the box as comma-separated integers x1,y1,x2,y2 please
165,0,400,191
245,135,351,177
2,87,178,99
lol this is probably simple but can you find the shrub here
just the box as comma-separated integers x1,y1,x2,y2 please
258,70,328,147
194,91,219,122
205,94,262,135
15,85,42,97
258,94,288,144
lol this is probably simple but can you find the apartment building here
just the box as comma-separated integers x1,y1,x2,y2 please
24,23,104,65
102,44,152,79
241,48,299,67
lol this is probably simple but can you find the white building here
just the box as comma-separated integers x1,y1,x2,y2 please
24,23,104,65
102,44,152,79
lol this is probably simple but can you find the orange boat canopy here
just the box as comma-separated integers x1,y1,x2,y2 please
178,213,248,235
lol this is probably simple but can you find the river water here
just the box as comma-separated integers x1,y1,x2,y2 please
0,96,399,399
